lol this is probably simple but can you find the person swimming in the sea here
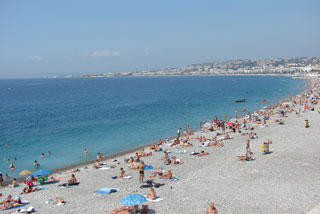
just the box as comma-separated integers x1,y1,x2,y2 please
9,163,15,171
34,160,40,168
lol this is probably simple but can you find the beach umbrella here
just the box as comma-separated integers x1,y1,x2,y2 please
225,122,233,126
32,169,52,177
121,194,146,206
19,170,32,176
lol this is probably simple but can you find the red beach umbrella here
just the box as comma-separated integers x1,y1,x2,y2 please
226,122,233,126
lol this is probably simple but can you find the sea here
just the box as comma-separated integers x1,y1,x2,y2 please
0,76,305,179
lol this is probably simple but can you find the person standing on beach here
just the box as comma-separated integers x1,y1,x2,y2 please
220,120,225,134
206,203,218,214
199,121,202,129
0,172,3,186
84,148,88,156
138,161,145,183
246,140,250,152
177,128,181,138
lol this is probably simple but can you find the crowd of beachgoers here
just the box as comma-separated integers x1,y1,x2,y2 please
0,77,319,214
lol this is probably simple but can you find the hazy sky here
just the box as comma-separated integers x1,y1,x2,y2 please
1,0,319,78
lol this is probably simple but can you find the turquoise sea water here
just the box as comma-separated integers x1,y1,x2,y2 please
0,76,305,179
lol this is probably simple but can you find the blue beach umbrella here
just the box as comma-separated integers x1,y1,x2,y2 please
121,194,146,206
32,169,52,177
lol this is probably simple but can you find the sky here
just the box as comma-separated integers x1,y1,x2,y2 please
0,0,320,78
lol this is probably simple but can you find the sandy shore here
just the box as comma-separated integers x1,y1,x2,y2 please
1,79,319,214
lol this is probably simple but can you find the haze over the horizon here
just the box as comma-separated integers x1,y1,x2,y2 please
0,0,319,79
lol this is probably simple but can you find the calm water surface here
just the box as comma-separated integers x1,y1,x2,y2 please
0,76,305,179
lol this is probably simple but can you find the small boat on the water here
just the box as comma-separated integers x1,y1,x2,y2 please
235,99,246,103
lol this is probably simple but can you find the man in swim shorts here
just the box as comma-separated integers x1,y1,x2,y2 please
138,161,145,183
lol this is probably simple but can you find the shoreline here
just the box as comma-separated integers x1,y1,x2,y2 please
1,76,309,187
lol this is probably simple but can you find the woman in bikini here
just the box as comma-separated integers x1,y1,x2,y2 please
160,170,172,179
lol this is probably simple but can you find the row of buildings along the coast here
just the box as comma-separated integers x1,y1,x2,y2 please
55,56,320,78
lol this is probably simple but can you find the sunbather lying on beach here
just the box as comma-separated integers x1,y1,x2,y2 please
149,144,162,151
223,133,231,139
47,197,66,205
107,205,134,214
0,196,23,210
124,157,134,163
208,140,224,147
8,178,18,188
181,142,193,147
197,151,209,156
137,150,152,157
129,162,139,169
249,132,258,139
170,156,183,165
114,168,125,178
20,185,39,194
0,195,12,204
146,188,157,200
238,151,253,161
65,169,80,174
160,170,172,179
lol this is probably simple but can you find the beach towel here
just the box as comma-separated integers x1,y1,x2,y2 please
94,188,120,195
0,203,27,211
144,165,153,170
218,136,233,140
151,172,162,175
59,182,80,187
144,196,164,202
39,186,48,190
161,177,179,181
99,166,111,170
171,150,187,154
200,141,211,147
16,206,35,213
45,199,65,206
259,144,264,152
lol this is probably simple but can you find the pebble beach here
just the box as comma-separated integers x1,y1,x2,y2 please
1,77,319,214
